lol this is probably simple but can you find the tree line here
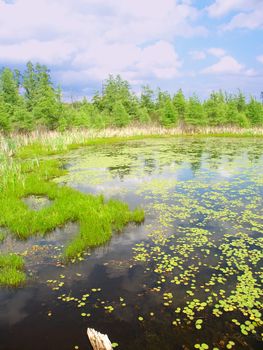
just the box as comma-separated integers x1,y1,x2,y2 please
0,62,263,132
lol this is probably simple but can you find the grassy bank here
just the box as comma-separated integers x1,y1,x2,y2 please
0,129,149,287
1,125,263,159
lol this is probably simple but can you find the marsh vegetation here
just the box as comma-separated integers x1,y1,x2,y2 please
0,135,262,350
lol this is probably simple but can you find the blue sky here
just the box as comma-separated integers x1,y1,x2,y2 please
0,0,263,100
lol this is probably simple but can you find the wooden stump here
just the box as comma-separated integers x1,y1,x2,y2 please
87,328,113,350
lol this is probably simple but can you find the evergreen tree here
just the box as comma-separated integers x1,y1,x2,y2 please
204,91,227,126
23,62,38,110
99,75,136,115
112,100,130,127
235,90,246,113
12,97,34,131
0,96,10,131
246,97,263,126
173,89,187,122
0,63,262,131
158,99,178,127
137,106,151,124
32,85,61,129
140,85,155,113
225,100,249,127
0,68,19,106
185,95,206,126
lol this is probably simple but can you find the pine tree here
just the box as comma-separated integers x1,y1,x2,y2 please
0,68,19,106
0,96,10,131
159,99,178,127
226,100,249,127
12,97,34,131
173,89,187,122
112,100,130,127
204,91,227,126
246,97,263,126
137,107,151,124
100,75,137,116
140,85,155,113
23,62,38,110
185,95,206,126
32,85,61,129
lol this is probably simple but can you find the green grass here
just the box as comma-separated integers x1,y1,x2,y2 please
0,268,26,287
0,253,25,269
0,137,145,286
16,135,165,159
0,157,144,242
0,254,26,287
0,232,5,243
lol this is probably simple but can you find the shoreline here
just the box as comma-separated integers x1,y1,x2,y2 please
1,125,263,159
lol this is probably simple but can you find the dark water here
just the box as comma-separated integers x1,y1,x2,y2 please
0,137,263,350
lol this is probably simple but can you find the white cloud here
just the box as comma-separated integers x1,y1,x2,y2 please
206,0,263,31
207,48,226,57
0,0,206,83
223,5,263,30
244,68,257,77
61,40,182,84
257,55,263,64
0,39,75,64
190,50,206,60
206,0,257,18
136,41,182,79
189,47,227,61
202,55,245,75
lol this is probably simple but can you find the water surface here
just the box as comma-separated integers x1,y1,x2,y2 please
0,137,262,350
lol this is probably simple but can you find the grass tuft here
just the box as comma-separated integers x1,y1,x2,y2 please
0,132,145,286
0,254,26,287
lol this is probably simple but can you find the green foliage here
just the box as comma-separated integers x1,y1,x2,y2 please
95,75,137,115
0,68,19,106
158,98,178,127
185,95,206,126
140,85,155,113
204,91,227,126
12,97,34,131
246,97,263,125
0,253,26,287
173,89,187,121
112,100,130,127
0,232,5,243
137,106,151,124
0,63,262,131
0,150,145,264
235,90,246,112
0,96,10,131
226,100,249,127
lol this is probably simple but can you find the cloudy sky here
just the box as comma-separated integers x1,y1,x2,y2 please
0,0,262,100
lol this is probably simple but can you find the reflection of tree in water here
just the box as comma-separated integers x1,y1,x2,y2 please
198,139,261,170
108,165,133,179
188,141,205,173
143,157,157,175
105,138,263,179
247,144,263,163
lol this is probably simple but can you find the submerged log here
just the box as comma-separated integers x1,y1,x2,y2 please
87,328,113,350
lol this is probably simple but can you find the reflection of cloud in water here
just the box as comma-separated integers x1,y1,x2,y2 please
218,167,232,178
0,289,33,326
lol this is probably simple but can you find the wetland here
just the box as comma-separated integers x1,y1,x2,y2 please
0,136,262,350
